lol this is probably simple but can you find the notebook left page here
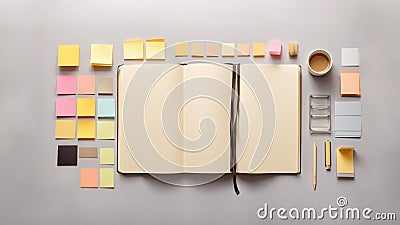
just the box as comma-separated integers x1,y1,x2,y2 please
118,64,185,173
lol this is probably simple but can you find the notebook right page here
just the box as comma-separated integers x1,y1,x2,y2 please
237,64,301,173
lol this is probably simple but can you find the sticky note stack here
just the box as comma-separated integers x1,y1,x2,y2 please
90,44,113,66
58,45,80,67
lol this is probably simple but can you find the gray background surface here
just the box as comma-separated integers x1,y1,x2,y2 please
0,0,399,224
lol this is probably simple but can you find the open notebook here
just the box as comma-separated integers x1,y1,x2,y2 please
117,63,301,174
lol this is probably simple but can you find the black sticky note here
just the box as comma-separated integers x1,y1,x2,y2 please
57,145,78,166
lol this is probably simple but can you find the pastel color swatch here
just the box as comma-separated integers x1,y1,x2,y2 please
191,42,204,57
206,43,219,57
123,40,144,60
77,119,96,139
100,148,114,165
253,42,265,57
146,38,165,60
340,71,361,97
57,76,76,95
97,98,115,118
90,44,113,66
97,120,115,140
56,98,76,117
97,77,113,95
80,168,99,188
77,75,95,95
55,120,76,139
58,45,80,67
222,43,235,57
79,147,98,158
269,42,282,56
77,98,96,117
175,42,189,57
237,43,250,56
100,168,114,188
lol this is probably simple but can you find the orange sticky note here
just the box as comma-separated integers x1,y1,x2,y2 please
341,71,361,97
77,75,95,95
237,43,250,56
80,168,98,188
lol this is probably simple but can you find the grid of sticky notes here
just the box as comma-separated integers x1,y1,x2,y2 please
79,147,115,188
171,41,288,58
55,145,115,188
123,39,165,60
55,75,115,140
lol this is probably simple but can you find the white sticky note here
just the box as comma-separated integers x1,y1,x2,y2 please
341,48,359,67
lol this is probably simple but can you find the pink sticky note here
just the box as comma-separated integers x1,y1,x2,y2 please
77,75,95,95
56,98,76,117
57,76,76,95
269,42,282,56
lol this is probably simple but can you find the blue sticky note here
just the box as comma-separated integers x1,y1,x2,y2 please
97,99,115,118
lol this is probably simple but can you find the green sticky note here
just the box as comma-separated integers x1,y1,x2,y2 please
100,148,114,165
100,168,114,188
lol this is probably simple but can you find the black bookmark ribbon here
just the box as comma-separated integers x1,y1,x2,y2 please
230,64,240,195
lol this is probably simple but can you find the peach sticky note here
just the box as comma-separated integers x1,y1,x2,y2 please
90,44,113,66
100,148,114,165
77,119,96,139
100,168,114,188
253,42,265,57
341,70,361,97
124,40,144,60
55,119,76,139
97,120,115,140
77,75,95,95
58,45,80,67
57,76,76,95
269,42,282,56
222,43,235,57
237,43,250,57
56,98,76,117
80,168,98,188
77,98,96,117
98,77,113,95
191,42,204,57
175,42,189,57
146,38,165,60
206,43,219,57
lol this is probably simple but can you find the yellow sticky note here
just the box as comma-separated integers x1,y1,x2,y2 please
222,43,235,57
77,98,96,117
100,148,114,165
123,40,144,60
146,38,165,60
58,45,80,67
100,168,114,188
97,120,115,140
90,44,113,66
77,120,96,139
55,120,76,139
175,42,189,57
253,42,265,57
337,147,355,177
